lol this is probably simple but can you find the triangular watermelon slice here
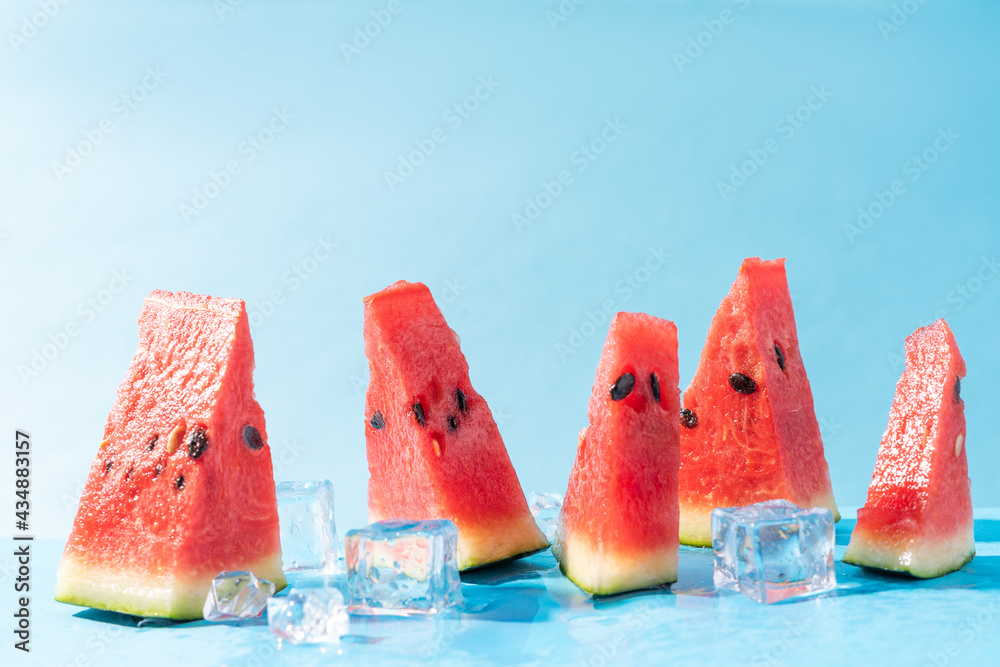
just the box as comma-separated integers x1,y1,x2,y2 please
554,312,680,595
679,258,839,546
363,280,548,570
843,320,973,578
55,290,286,619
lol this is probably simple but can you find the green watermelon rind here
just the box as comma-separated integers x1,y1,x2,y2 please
841,548,975,580
460,545,550,573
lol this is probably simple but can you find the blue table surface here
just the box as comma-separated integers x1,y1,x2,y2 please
19,509,1000,667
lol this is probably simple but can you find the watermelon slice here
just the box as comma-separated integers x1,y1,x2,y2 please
363,280,548,571
678,258,838,547
553,312,680,595
843,320,973,578
55,290,286,620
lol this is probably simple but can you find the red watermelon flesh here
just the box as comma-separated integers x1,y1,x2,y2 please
554,312,680,595
679,258,838,546
55,291,285,619
843,320,973,578
364,280,547,570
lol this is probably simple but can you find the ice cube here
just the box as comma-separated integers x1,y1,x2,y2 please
203,570,275,622
712,499,836,604
276,480,339,573
266,588,349,644
527,491,563,543
345,519,462,616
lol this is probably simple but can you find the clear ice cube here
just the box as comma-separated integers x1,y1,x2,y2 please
276,480,339,573
345,519,463,616
266,587,350,644
527,491,563,543
712,499,836,604
203,570,275,621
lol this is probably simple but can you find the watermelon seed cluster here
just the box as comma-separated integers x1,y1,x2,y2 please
680,408,698,429
243,425,264,450
729,373,757,394
187,427,209,459
610,373,635,401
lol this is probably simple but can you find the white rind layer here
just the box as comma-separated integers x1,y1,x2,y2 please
553,530,677,596
843,521,975,579
55,554,286,620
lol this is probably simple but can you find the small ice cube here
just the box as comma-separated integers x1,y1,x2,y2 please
712,499,836,604
527,491,563,542
345,519,462,616
203,570,275,621
266,588,349,644
276,480,339,573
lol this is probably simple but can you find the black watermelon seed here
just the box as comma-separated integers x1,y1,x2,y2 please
147,435,159,451
448,416,458,431
175,475,185,490
650,373,661,403
413,402,426,427
774,344,786,371
154,464,163,478
955,377,962,402
729,373,757,394
370,412,386,430
104,460,113,473
611,373,635,401
186,427,209,459
680,408,699,429
456,389,468,414
243,425,264,450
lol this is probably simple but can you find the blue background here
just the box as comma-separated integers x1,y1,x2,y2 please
1,2,999,662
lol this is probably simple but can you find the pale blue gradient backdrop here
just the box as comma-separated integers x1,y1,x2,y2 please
1,0,998,550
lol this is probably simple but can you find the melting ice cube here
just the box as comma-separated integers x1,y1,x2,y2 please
527,491,563,543
266,588,349,644
275,480,339,573
345,519,462,616
712,499,836,604
203,570,275,622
